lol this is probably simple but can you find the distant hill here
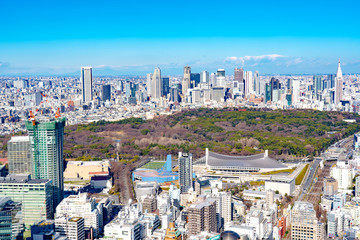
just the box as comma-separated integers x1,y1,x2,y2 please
61,108,360,161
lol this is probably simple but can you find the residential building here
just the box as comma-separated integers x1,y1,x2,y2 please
142,195,157,213
55,216,85,240
356,176,360,197
330,161,353,190
188,198,217,235
178,153,193,193
323,177,338,196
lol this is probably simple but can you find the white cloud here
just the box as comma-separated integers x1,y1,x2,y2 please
225,54,286,64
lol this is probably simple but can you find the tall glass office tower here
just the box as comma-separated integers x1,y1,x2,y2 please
81,67,93,103
25,117,66,209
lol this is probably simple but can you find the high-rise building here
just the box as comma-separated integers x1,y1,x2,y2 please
188,198,217,235
292,79,300,104
313,75,323,98
178,153,193,193
220,192,232,225
162,77,170,97
8,136,31,175
146,73,153,97
244,71,253,96
170,87,181,103
101,84,111,102
200,71,209,83
182,66,191,95
265,83,271,103
0,176,53,227
254,71,260,95
55,216,85,240
190,73,200,88
152,68,162,100
334,60,343,105
291,201,325,240
328,74,336,89
266,189,274,208
216,69,226,87
80,67,93,103
234,68,244,83
25,117,66,209
0,197,23,240
210,73,217,86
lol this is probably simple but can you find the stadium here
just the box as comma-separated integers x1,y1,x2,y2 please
194,149,288,173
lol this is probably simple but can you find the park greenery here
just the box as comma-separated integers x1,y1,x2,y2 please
18,108,359,161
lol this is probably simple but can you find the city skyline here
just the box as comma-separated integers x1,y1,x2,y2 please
0,0,360,75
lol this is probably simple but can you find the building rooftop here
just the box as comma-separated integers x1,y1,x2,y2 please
8,136,29,142
0,176,50,184
207,150,286,169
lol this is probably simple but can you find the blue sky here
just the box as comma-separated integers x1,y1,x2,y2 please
0,0,360,75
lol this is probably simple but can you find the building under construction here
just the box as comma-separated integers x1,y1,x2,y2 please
25,116,66,210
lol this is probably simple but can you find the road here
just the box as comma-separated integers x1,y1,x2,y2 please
298,159,321,201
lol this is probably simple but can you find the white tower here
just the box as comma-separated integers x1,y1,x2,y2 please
152,67,161,100
334,59,343,106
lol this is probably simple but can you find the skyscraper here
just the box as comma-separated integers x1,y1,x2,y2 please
80,67,93,103
313,75,323,98
244,71,253,96
178,153,193,193
182,66,191,95
292,79,300,104
161,77,170,97
210,73,217,86
334,60,343,105
254,71,260,95
101,84,111,102
234,68,244,83
8,136,31,175
190,73,200,88
216,69,225,87
200,71,209,83
26,117,66,209
146,73,153,97
152,67,162,100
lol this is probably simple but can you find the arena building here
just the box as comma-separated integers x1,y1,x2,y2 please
194,148,288,173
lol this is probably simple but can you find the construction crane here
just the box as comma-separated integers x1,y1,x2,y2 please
29,93,61,126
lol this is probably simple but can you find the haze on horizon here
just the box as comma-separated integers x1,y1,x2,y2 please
1,0,360,76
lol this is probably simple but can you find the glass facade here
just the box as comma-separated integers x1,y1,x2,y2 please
25,117,65,212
